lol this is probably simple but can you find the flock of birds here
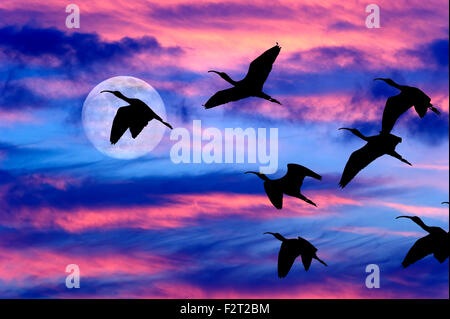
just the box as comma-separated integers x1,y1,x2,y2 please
99,44,448,278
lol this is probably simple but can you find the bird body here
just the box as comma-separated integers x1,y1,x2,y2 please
265,232,327,277
101,90,173,144
246,164,321,209
397,216,449,268
204,44,281,109
339,128,411,188
375,78,440,134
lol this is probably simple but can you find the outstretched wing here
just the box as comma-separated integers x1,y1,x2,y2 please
301,254,313,271
128,107,154,138
278,241,301,278
381,94,412,134
283,164,322,190
264,181,283,209
129,118,150,139
402,235,436,268
204,87,249,109
339,143,383,188
243,45,281,90
110,106,132,144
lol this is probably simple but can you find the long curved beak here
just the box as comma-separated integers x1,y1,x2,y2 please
264,232,277,238
100,90,114,94
373,78,385,81
442,202,449,205
245,171,258,175
396,216,412,220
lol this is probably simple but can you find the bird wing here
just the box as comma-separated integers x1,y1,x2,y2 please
278,241,301,278
129,119,149,139
204,87,249,109
283,164,321,190
110,106,132,144
401,235,436,268
301,254,313,271
264,181,283,209
381,94,412,134
432,232,449,263
243,45,280,90
339,143,383,188
412,89,431,118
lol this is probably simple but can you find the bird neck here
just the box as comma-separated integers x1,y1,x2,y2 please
113,91,128,100
384,79,402,90
414,219,432,233
221,72,238,86
348,128,368,141
256,173,269,181
267,232,286,242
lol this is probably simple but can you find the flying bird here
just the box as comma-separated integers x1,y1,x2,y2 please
101,90,173,144
374,78,440,134
204,43,282,109
246,164,321,209
396,215,448,268
264,232,327,278
339,128,412,188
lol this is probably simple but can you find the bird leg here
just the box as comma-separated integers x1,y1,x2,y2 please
429,104,441,115
208,70,237,86
389,151,412,166
258,92,281,105
314,254,328,267
295,194,317,207
160,120,173,129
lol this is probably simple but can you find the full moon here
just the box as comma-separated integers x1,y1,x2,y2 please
82,76,168,159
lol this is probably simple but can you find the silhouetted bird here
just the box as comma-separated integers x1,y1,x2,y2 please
374,78,440,134
396,215,449,268
204,44,281,109
246,164,321,209
101,90,173,144
264,232,327,277
339,128,412,188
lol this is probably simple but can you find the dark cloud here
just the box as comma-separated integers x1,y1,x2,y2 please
288,46,368,70
402,38,450,68
0,25,183,68
328,21,360,31
403,110,449,145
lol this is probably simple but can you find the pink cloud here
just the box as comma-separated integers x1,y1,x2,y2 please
0,110,38,126
0,247,180,284
0,191,360,232
380,202,449,221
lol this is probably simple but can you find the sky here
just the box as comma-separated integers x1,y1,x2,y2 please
0,0,448,298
